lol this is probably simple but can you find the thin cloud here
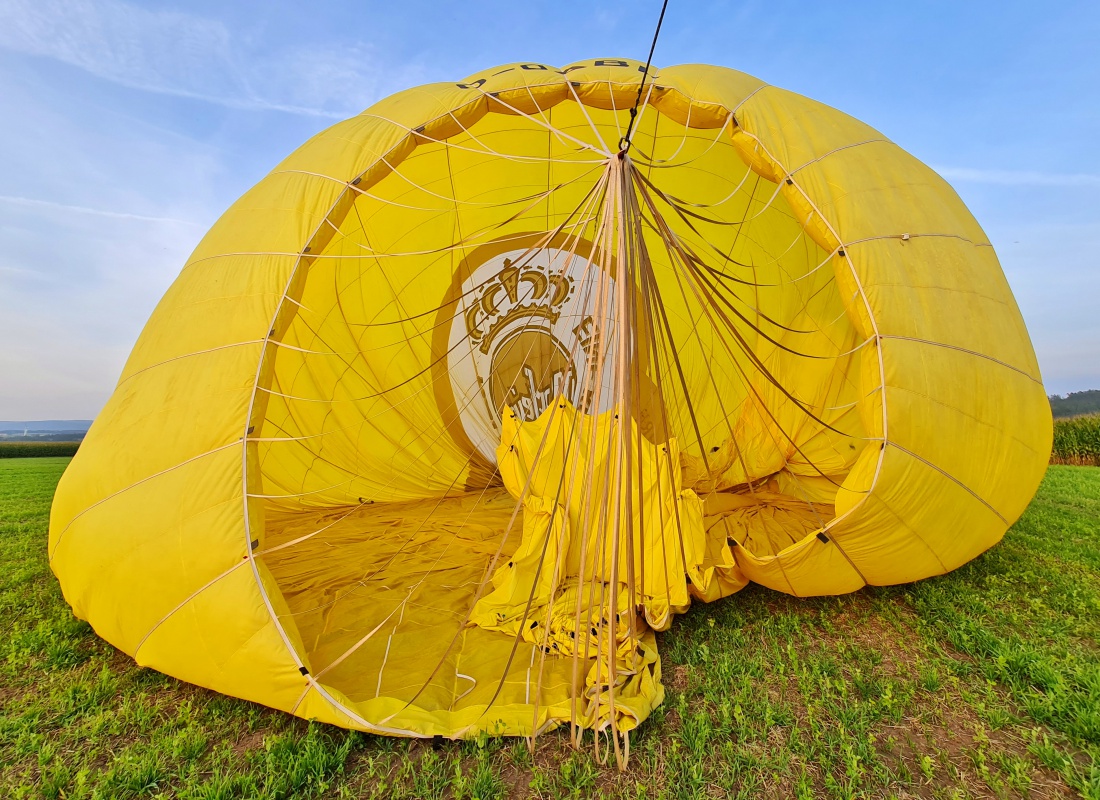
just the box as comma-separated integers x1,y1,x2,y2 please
0,264,53,282
936,166,1100,187
0,194,199,225
0,0,384,118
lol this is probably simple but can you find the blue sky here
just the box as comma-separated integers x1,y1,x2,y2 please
0,0,1097,419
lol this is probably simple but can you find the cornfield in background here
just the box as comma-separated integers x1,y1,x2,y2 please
0,442,81,459
1051,414,1100,465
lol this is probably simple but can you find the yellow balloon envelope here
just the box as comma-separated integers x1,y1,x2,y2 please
49,59,1052,749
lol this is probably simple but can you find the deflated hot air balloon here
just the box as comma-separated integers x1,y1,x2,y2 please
49,59,1052,761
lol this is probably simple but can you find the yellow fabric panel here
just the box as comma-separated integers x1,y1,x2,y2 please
259,486,659,737
50,342,261,558
656,63,766,117
52,444,245,653
120,254,295,379
273,114,416,179
786,140,990,246
710,489,864,596
879,337,1052,522
735,86,883,174
188,173,347,263
458,62,570,116
493,401,705,622
360,83,489,134
735,533,866,597
135,561,312,717
850,237,1041,376
833,446,1003,582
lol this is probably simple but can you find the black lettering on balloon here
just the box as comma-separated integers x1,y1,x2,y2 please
456,78,487,89
594,60,629,67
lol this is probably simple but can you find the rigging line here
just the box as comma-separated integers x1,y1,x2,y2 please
357,111,606,164
566,211,622,743
343,185,606,330
666,248,865,448
573,206,622,752
562,81,617,156
641,178,809,261
332,195,442,468
319,171,604,262
472,86,611,157
615,82,659,163
268,171,608,404
345,162,602,230
591,165,686,666
601,158,635,763
279,187,613,619
620,0,671,153
630,113,737,171
636,202,829,352
277,168,584,212
316,161,602,288
468,178,626,729
384,302,609,726
637,231,714,473
471,168,633,737
348,215,603,330
326,184,580,260
630,170,869,482
646,147,756,209
421,100,601,161
634,179,846,359
637,222,734,563
633,106,723,475
257,181,612,407
527,402,594,742
257,196,607,500
632,166,789,256
637,211,826,334
632,191,747,488
689,231,832,290
529,212,641,739
342,219,604,333
267,198,610,511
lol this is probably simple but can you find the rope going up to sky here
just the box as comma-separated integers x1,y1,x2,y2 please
619,0,671,154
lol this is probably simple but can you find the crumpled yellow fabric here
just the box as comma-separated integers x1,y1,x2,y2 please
470,398,746,730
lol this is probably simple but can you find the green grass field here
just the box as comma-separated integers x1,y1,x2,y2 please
1,458,1098,799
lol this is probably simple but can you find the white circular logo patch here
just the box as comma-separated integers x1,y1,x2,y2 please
447,245,618,463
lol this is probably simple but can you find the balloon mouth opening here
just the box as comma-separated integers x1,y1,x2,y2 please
245,83,870,740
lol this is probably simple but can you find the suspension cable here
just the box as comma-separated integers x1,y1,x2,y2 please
619,0,671,154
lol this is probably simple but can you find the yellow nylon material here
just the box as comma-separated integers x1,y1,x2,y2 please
49,59,1051,739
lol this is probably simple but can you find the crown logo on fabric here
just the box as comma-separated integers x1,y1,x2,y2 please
465,258,575,355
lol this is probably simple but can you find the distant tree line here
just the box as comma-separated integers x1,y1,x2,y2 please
0,432,86,442
1049,390,1100,419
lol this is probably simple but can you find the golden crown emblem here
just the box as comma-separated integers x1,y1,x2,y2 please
464,257,575,355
